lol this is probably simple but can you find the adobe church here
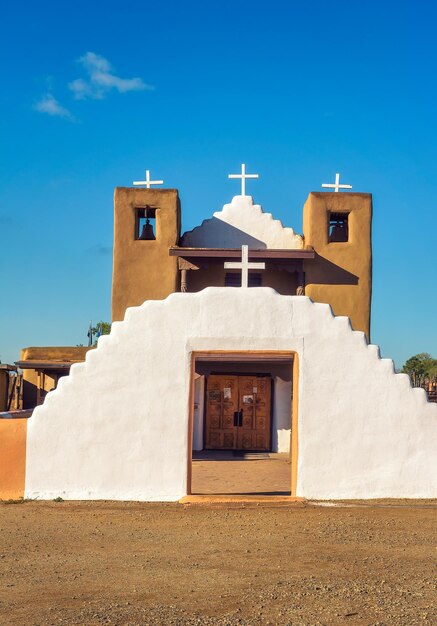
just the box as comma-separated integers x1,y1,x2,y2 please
1,167,435,501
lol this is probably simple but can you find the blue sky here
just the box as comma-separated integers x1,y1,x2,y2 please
0,0,436,368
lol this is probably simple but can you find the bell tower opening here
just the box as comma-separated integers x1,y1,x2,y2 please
328,211,349,242
135,206,156,240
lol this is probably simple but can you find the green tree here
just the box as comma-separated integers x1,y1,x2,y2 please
428,360,437,383
402,353,437,387
92,322,111,346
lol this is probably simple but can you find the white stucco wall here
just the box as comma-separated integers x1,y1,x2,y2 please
25,289,437,501
180,196,303,249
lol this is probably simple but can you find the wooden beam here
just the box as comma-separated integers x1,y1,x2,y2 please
169,247,315,260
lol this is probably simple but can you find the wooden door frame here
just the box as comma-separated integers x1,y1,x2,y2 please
187,351,299,497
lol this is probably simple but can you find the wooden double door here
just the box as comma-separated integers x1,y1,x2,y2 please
205,374,271,451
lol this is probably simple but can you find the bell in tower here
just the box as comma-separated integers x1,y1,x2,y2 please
136,206,156,240
139,217,156,240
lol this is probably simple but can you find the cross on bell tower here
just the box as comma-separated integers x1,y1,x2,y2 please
133,169,164,188
322,172,352,193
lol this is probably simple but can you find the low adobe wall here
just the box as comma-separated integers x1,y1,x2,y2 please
6,288,435,502
0,417,27,500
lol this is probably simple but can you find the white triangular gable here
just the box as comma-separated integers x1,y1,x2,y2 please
25,289,437,501
180,196,303,249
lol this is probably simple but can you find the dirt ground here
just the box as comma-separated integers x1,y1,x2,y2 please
0,500,436,626
191,453,291,495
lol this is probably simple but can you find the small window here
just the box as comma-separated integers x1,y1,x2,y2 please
135,206,156,240
225,273,262,287
329,211,349,242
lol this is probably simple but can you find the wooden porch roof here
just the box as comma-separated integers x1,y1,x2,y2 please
15,361,78,372
169,246,315,260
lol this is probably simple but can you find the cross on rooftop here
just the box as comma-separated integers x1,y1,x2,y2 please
133,170,164,188
322,172,352,193
224,245,265,288
228,163,259,196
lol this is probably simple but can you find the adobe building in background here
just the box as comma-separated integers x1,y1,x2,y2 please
16,347,92,409
0,364,19,412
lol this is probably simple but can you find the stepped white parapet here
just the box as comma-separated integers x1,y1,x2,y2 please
180,196,303,249
25,289,436,501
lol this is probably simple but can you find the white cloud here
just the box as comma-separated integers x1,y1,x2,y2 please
34,93,74,120
69,52,152,100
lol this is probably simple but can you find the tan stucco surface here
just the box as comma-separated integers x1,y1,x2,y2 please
20,347,91,362
0,418,27,499
303,192,372,339
22,369,54,408
112,188,180,321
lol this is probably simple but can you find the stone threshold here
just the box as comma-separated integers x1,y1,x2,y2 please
179,495,305,506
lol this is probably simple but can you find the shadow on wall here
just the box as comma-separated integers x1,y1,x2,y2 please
308,253,359,285
22,379,38,409
180,218,267,249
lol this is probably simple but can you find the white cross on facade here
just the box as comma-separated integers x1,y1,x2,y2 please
133,170,164,188
228,163,259,196
224,245,265,288
322,172,352,193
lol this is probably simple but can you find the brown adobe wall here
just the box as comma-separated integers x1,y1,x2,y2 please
111,188,180,322
303,192,372,340
0,418,27,499
20,347,91,362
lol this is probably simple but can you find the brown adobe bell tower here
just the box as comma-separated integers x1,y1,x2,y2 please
111,187,181,322
303,192,372,340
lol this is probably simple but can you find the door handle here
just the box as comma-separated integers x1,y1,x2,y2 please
233,411,239,427
239,409,243,427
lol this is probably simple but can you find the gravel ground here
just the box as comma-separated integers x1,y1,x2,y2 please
0,500,436,625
